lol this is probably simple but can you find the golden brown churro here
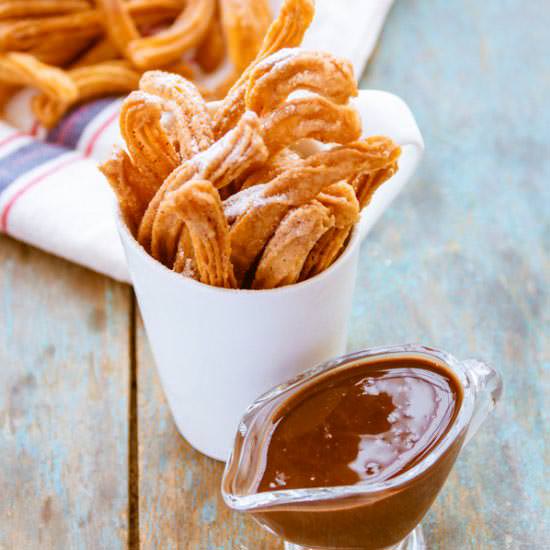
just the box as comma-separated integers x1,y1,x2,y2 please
0,52,77,101
212,0,315,138
127,0,216,69
239,147,301,190
28,33,91,66
139,71,213,158
226,139,398,283
300,183,360,279
144,112,268,265
70,38,119,68
353,162,399,210
0,1,89,20
261,96,362,154
100,148,156,234
245,49,357,116
252,202,335,289
95,0,140,58
120,90,180,184
32,61,141,128
300,227,353,279
220,0,272,73
196,9,226,74
166,180,237,288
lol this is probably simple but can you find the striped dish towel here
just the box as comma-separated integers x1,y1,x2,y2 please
0,0,394,283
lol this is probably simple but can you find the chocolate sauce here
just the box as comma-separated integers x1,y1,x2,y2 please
258,358,462,493
236,355,466,549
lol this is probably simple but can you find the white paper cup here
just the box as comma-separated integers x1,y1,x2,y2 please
117,90,424,461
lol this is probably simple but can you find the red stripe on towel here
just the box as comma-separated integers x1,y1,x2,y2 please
29,121,40,137
84,109,119,158
0,131,24,150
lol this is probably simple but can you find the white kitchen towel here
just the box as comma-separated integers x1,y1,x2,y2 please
0,0,394,283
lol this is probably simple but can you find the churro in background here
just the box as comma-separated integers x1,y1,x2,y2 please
0,0,273,128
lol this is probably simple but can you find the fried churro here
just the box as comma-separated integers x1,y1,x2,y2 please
212,0,315,138
127,0,216,69
32,60,141,128
120,90,180,184
261,96,362,154
0,1,89,20
100,147,155,234
300,182,360,279
246,48,357,116
140,111,267,265
96,0,140,58
226,139,398,283
139,71,213,158
0,52,77,101
166,179,237,288
220,0,272,74
252,202,334,289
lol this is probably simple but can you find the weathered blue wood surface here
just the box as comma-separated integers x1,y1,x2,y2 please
0,236,131,548
352,0,549,548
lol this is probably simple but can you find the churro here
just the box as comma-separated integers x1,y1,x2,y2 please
261,96,362,154
143,111,268,265
245,49,357,116
212,0,315,138
167,179,237,288
0,1,89,19
120,90,180,184
100,148,157,234
252,202,334,289
220,0,272,74
32,61,141,128
0,52,77,101
127,0,216,69
226,139,398,283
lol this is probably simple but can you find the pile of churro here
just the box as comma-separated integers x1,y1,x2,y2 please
0,0,273,127
100,0,401,290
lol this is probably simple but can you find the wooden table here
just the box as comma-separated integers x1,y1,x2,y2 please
1,1,548,548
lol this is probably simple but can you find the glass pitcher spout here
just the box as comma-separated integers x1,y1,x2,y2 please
461,359,503,445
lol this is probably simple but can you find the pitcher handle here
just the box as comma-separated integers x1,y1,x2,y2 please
351,90,425,242
462,359,503,445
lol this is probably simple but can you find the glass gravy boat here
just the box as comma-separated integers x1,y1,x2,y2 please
221,344,503,550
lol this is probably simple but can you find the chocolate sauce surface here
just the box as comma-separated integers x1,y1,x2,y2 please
258,357,462,492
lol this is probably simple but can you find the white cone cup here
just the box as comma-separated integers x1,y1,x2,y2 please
117,90,424,461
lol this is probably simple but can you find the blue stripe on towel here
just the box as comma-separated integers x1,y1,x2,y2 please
0,141,68,195
46,96,118,150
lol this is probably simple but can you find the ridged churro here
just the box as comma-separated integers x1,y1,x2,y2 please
226,139,398,283
167,179,237,288
246,48,357,116
127,0,216,69
252,202,334,289
0,52,77,101
32,61,141,128
220,0,272,74
212,0,315,138
141,111,268,265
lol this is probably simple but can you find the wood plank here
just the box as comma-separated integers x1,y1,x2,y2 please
135,314,280,549
0,236,131,549
355,0,549,548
